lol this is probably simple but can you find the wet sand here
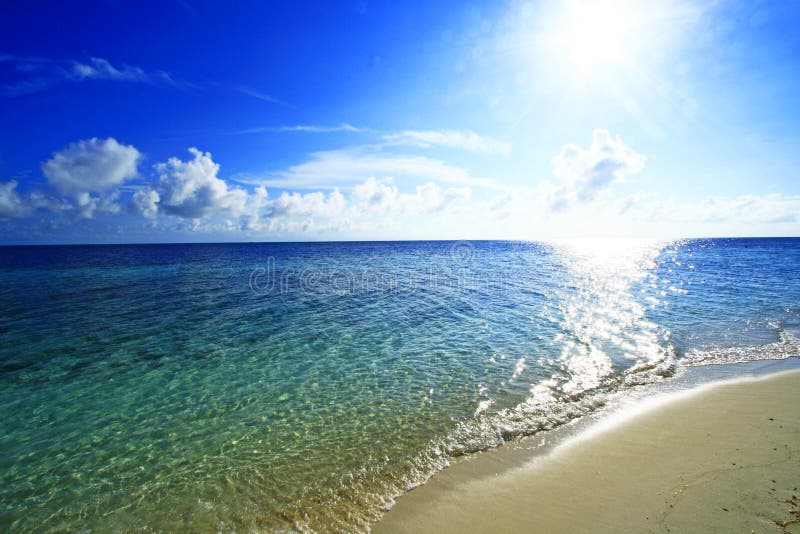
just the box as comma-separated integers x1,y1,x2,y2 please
376,369,800,533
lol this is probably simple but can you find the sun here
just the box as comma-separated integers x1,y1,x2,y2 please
544,0,649,78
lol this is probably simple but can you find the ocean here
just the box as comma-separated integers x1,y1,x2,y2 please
1,238,799,531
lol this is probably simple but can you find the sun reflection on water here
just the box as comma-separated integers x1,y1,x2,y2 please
545,238,673,395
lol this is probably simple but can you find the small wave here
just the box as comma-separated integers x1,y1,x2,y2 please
371,334,792,529
684,329,800,366
370,329,800,531
422,344,677,461
228,335,788,532
391,333,791,499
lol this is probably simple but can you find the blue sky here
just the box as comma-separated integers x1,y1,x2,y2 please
1,0,799,243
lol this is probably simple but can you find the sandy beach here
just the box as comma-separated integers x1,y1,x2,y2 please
377,369,800,533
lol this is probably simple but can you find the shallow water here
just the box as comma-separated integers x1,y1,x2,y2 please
0,238,798,531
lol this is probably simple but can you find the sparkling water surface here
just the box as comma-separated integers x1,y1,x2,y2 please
1,239,799,531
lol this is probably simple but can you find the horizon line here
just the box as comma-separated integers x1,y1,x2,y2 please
1,236,799,247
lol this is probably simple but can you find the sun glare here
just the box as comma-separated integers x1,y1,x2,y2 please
546,0,648,77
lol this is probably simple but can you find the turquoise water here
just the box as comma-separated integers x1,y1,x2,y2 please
1,239,799,531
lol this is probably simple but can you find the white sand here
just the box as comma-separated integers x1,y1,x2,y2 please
376,370,800,533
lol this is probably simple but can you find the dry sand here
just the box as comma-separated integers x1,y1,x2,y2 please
376,369,800,533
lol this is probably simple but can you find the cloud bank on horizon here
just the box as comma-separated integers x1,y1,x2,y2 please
1,0,799,243
3,128,798,242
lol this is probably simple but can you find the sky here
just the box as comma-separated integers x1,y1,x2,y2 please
1,0,799,244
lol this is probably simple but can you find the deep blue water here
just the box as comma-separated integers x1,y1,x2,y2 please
1,238,799,531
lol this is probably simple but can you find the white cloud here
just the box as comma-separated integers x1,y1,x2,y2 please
147,148,259,219
0,180,73,220
350,177,471,215
382,129,510,155
71,57,148,82
0,181,31,219
247,147,499,190
408,181,472,213
487,191,515,219
237,86,288,106
1,55,183,96
235,124,362,135
631,193,800,225
127,148,270,230
72,191,123,219
615,192,644,215
42,137,141,196
241,186,269,229
130,188,160,219
695,194,800,224
13,127,796,240
546,129,645,211
129,170,472,235
269,189,346,218
351,178,399,211
41,137,141,218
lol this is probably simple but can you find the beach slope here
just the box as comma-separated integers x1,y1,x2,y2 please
377,370,800,533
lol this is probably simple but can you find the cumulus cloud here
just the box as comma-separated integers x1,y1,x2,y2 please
269,189,346,219
410,182,472,213
128,148,270,230
0,181,31,219
350,177,471,215
487,191,515,219
411,182,446,213
72,191,123,219
12,127,797,240
0,179,69,220
149,175,472,234
41,137,141,218
42,137,141,196
144,148,257,219
130,188,160,219
138,185,346,234
382,129,511,155
351,178,400,211
547,129,645,211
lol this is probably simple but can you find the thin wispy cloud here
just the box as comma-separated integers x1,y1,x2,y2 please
627,193,800,225
233,123,363,135
236,86,291,107
71,57,149,82
236,146,502,190
0,52,50,64
382,129,511,155
0,53,189,96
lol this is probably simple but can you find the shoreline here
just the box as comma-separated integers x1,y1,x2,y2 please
376,367,800,533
